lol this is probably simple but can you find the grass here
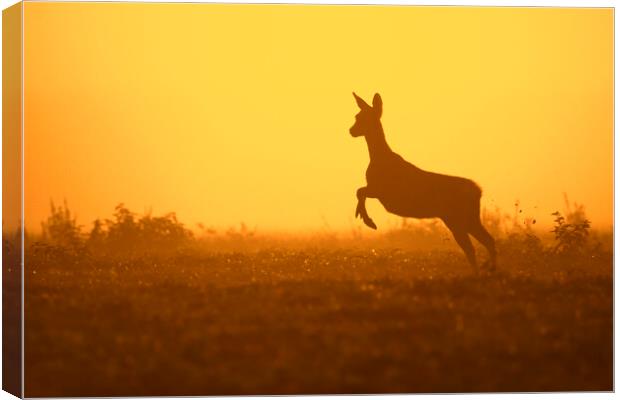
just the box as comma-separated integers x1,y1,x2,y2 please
23,244,612,396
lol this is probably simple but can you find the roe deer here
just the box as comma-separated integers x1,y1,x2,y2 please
350,92,496,269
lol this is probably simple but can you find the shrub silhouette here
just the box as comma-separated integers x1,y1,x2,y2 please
548,195,595,257
96,204,142,253
90,204,193,254
33,197,609,261
40,200,82,248
551,211,591,256
38,201,193,255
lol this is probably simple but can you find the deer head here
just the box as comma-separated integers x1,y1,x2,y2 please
350,92,383,138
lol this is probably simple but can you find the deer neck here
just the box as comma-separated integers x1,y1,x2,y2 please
365,124,392,162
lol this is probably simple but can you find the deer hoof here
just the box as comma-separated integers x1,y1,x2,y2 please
355,204,364,219
364,218,377,230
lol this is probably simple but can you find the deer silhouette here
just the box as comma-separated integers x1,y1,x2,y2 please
350,92,496,269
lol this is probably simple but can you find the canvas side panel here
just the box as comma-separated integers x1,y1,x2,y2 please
2,2,23,398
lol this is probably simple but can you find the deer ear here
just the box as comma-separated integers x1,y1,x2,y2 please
372,93,382,117
353,92,370,110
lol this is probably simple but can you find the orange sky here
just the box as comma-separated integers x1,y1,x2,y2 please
22,4,613,233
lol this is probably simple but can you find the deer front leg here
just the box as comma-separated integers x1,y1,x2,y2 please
356,187,378,230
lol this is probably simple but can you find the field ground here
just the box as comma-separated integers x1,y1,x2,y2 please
23,247,612,396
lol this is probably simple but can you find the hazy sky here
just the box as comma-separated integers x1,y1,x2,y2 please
23,4,613,233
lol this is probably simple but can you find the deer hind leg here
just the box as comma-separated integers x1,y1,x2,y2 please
469,220,497,270
356,187,377,230
444,220,477,268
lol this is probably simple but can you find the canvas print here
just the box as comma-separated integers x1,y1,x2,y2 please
2,2,613,397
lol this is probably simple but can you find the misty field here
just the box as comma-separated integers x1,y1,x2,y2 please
22,242,612,396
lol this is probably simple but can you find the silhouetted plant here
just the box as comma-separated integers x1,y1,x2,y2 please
41,200,82,248
502,230,544,260
86,204,194,254
562,193,588,225
226,223,256,240
139,212,192,247
493,200,544,260
101,204,141,252
196,223,217,235
551,211,591,256
87,219,106,249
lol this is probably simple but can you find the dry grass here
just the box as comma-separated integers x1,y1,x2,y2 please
23,242,612,396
